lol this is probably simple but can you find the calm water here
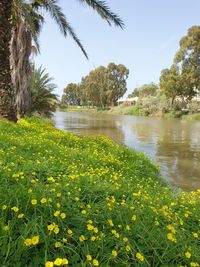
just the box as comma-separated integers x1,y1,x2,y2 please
53,111,200,191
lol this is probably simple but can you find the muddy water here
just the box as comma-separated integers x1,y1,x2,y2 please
54,111,200,191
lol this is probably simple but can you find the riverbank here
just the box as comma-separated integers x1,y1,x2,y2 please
59,106,200,121
0,117,199,266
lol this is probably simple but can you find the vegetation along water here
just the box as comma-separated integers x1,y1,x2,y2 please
0,117,200,266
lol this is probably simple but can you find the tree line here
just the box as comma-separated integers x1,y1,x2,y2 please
60,63,129,109
127,26,200,116
0,0,123,121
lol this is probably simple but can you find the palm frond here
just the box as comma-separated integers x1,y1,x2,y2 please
30,64,58,117
77,0,124,29
33,0,88,59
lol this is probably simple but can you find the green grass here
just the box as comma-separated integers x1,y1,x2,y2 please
181,113,200,121
0,117,199,267
108,105,142,116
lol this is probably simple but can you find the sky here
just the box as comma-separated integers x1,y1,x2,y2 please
34,0,200,98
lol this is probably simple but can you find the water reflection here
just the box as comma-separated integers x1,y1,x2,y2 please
53,111,200,191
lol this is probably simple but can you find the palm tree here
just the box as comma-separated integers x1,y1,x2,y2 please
0,0,124,121
0,0,17,121
10,1,44,118
29,64,58,117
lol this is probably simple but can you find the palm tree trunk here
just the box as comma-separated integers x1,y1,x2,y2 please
10,17,32,119
0,0,17,122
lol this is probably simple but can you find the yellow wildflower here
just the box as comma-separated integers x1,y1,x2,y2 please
81,210,87,215
136,252,144,262
79,235,86,242
11,206,19,212
45,261,54,267
41,198,47,204
18,213,24,219
55,242,62,248
62,258,69,265
87,224,94,231
67,229,73,235
112,250,118,257
185,251,191,259
31,235,39,245
60,213,66,219
167,233,177,242
91,236,96,241
108,219,114,227
48,223,55,231
87,255,92,261
31,199,37,205
54,227,59,234
54,210,61,217
131,215,137,221
93,259,99,266
24,238,32,247
54,258,63,266
93,227,98,233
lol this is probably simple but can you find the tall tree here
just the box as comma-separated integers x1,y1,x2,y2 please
75,63,129,108
160,67,182,107
160,26,200,106
0,0,17,121
107,63,129,106
10,1,43,118
0,0,124,121
61,83,81,107
174,26,200,96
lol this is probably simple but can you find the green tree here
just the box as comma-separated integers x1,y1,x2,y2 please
107,63,129,106
61,83,81,107
160,67,182,107
0,0,124,121
80,66,108,108
29,65,58,117
174,25,200,97
78,63,129,108
129,83,159,98
160,26,200,107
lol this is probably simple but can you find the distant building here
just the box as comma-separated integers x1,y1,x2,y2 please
117,97,138,106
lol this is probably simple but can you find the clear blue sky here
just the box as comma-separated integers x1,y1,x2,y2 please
34,0,200,98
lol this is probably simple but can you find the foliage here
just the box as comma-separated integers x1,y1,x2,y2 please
182,113,200,121
29,65,58,117
159,26,200,106
174,26,200,95
61,63,129,109
60,83,81,108
0,119,200,266
106,63,130,105
129,83,159,98
160,67,183,107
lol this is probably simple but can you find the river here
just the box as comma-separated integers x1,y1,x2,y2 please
53,111,200,191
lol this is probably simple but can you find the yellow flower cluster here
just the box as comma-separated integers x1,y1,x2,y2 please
24,236,39,246
45,258,68,267
48,223,59,234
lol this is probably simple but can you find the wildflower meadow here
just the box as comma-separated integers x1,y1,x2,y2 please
0,118,199,266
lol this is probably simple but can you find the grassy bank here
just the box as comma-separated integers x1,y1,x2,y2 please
0,118,200,267
107,105,142,116
181,113,200,121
